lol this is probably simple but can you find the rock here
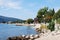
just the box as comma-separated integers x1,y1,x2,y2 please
22,35,25,37
34,34,39,38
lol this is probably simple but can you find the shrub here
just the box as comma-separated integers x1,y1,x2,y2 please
40,24,48,33
56,18,60,24
47,21,55,31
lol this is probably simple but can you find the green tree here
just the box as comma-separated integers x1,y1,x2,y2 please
2,21,6,23
12,20,22,23
37,7,55,23
37,7,48,22
44,9,55,22
53,9,60,20
23,20,26,23
26,19,34,24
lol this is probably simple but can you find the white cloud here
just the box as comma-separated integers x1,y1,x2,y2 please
0,0,4,5
0,0,22,9
6,2,22,9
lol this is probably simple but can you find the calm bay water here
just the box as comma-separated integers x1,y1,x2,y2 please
0,24,37,40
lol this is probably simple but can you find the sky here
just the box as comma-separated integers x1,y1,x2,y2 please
0,0,60,20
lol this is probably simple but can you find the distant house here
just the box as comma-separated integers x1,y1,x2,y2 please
34,18,39,24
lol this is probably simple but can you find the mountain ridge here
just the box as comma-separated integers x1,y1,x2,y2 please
0,16,23,23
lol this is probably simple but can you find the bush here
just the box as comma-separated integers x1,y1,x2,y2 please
56,18,60,24
26,19,34,24
40,24,48,33
47,21,55,31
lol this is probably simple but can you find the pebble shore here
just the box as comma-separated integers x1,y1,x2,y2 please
7,34,40,40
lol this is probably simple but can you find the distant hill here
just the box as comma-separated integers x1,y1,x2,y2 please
0,16,23,23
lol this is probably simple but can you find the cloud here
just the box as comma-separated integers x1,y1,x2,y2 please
6,2,22,9
0,0,22,9
0,0,4,5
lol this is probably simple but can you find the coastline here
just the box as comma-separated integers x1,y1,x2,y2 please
16,23,35,26
1,23,60,40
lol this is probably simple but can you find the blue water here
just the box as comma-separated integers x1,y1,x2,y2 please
0,24,37,40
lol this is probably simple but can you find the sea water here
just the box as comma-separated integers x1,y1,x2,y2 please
0,24,37,40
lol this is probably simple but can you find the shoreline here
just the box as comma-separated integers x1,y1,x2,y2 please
16,23,35,27
0,23,35,27
35,30,60,40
